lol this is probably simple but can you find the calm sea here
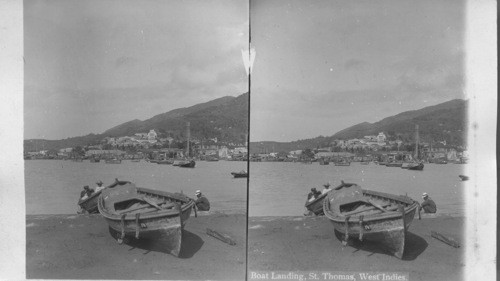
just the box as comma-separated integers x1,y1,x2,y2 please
25,160,248,215
25,160,466,217
249,162,466,217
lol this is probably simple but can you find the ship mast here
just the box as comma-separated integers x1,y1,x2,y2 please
415,124,419,160
186,122,190,158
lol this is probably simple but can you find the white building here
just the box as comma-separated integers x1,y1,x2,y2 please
377,132,387,143
148,130,158,143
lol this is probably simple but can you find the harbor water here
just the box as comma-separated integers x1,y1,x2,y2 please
25,160,247,215
25,160,466,217
249,161,466,217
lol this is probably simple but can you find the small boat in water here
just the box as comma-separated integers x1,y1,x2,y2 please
323,182,418,259
98,181,195,257
173,160,196,168
458,175,469,181
231,171,248,178
407,162,424,171
89,158,101,163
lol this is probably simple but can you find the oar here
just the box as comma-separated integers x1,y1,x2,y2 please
141,197,162,210
366,199,388,212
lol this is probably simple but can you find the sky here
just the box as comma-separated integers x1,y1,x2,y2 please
250,0,465,142
24,0,249,140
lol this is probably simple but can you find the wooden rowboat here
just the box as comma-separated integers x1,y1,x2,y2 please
407,163,424,170
174,160,196,168
231,171,248,178
323,182,418,259
98,181,195,257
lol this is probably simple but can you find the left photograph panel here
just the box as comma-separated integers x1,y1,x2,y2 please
24,0,249,279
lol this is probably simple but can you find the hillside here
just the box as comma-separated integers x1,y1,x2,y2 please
24,93,249,151
250,99,468,153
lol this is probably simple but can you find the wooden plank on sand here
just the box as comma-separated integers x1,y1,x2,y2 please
206,228,236,246
431,231,460,248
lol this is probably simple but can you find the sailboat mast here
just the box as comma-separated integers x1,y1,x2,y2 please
415,124,419,159
186,122,190,158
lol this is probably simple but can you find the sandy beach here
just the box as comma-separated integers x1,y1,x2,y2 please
248,215,464,281
26,213,247,280
27,212,463,280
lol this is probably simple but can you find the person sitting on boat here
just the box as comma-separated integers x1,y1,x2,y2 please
94,180,104,193
419,192,437,213
307,188,321,202
79,185,94,201
195,190,210,211
321,182,332,194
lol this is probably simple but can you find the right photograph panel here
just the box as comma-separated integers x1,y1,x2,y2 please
248,0,467,280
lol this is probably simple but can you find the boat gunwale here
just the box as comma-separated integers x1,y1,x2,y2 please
98,187,195,221
304,192,328,208
323,188,418,223
78,190,102,206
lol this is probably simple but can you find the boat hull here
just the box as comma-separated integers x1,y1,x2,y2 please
323,187,418,259
231,172,248,178
408,163,424,170
98,183,194,257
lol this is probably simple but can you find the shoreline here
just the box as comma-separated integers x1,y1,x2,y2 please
27,213,464,280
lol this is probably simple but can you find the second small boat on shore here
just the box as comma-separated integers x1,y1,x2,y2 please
323,182,418,259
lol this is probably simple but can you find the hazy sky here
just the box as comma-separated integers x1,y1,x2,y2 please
24,0,249,140
250,0,465,142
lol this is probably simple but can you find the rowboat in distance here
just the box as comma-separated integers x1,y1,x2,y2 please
173,160,196,168
323,182,418,259
458,175,469,181
407,163,424,171
97,180,195,257
231,171,248,178
105,158,122,164
89,158,101,163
